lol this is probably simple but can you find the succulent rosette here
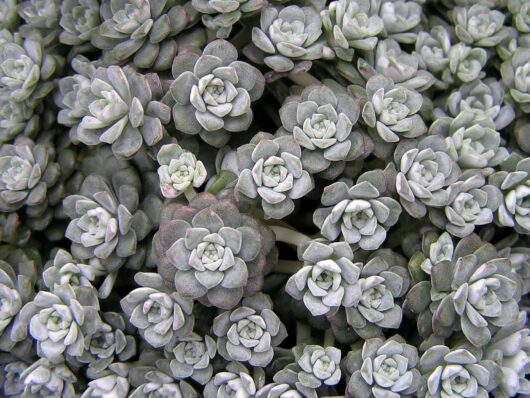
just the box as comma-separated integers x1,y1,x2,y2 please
343,251,410,339
204,362,265,397
448,43,487,84
393,136,461,218
278,83,363,178
429,111,509,173
17,0,61,39
361,74,426,143
63,171,152,274
120,272,195,348
248,5,329,72
213,293,287,367
25,283,103,359
81,363,130,398
236,133,314,219
489,157,530,234
501,48,530,113
170,333,217,385
484,312,530,397
91,0,198,70
379,0,422,44
192,0,266,38
0,137,61,228
1,358,28,397
443,79,515,131
419,346,498,398
0,0,19,31
405,233,522,347
344,335,422,398
154,192,277,310
375,39,434,91
321,0,383,61
285,240,361,317
415,26,453,88
0,247,38,354
156,144,207,198
0,34,63,103
313,170,401,250
129,359,199,398
292,344,341,388
169,39,265,147
74,65,171,159
429,173,502,237
20,359,78,398
453,5,509,47
0,98,40,143
59,0,101,48
42,249,97,295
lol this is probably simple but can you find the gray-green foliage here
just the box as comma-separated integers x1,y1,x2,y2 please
345,335,421,398
278,83,363,178
91,0,198,70
286,240,361,316
292,344,341,388
236,133,314,219
313,170,401,250
405,233,522,347
20,359,78,398
204,362,265,398
120,272,195,348
170,39,265,147
213,293,287,367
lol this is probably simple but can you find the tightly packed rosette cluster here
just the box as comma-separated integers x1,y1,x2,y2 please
0,0,528,397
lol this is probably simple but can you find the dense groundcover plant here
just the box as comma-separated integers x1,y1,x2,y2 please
0,0,529,397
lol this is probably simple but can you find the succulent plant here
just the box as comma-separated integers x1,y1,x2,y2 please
0,247,38,353
448,43,487,84
77,312,137,378
392,135,461,219
429,111,509,173
81,363,130,398
0,137,61,227
129,359,199,398
429,174,502,237
344,335,422,398
0,0,19,31
73,65,171,159
379,0,422,44
0,34,63,103
249,5,329,72
63,171,152,273
42,248,97,295
361,74,426,143
204,362,265,397
509,0,530,33
169,39,264,147
157,144,207,198
121,272,195,348
91,0,198,70
418,346,496,398
20,359,78,398
278,83,363,177
256,368,317,398
489,157,530,234
0,212,30,245
17,0,61,40
292,344,341,388
313,170,401,250
192,0,266,38
453,5,509,47
415,26,452,87
443,79,515,131
236,133,314,219
405,233,521,347
26,283,102,359
59,0,100,47
285,240,361,317
213,293,287,367
154,192,277,310
0,98,40,143
321,0,383,61
343,251,410,339
484,312,530,397
374,39,434,91
501,48,530,113
1,358,28,397
169,333,216,385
